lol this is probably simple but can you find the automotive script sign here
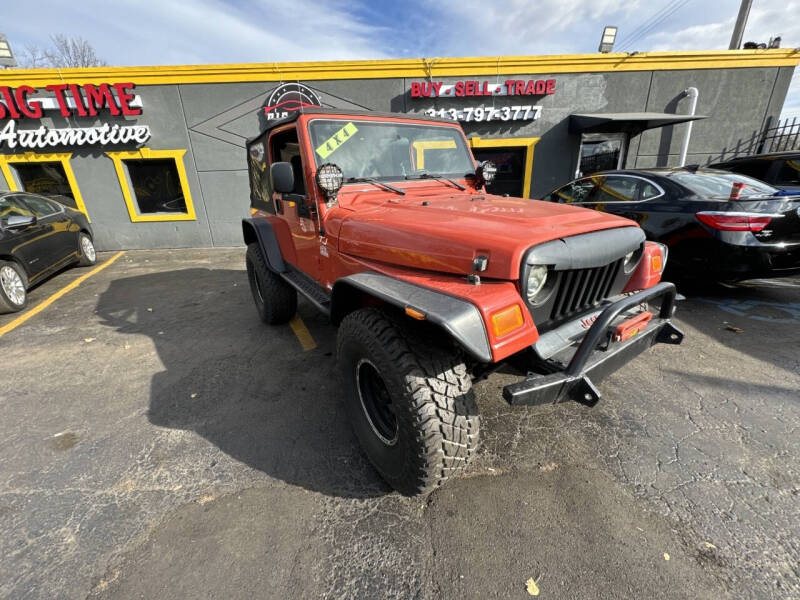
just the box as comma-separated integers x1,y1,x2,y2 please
0,82,150,149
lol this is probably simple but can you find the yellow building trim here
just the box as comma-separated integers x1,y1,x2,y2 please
105,148,196,222
412,140,457,169
0,151,90,220
468,136,540,198
0,49,796,87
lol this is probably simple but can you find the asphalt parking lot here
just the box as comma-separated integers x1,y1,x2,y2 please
1,248,798,600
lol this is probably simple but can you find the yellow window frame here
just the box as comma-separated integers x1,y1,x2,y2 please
106,148,196,223
468,136,539,198
0,151,90,220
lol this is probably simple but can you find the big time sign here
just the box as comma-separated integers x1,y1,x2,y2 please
0,82,151,149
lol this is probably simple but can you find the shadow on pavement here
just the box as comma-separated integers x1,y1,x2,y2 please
95,267,390,499
673,277,800,374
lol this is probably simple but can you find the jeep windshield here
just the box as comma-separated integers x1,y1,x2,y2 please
308,119,475,182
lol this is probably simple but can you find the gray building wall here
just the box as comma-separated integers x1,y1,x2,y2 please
0,62,794,250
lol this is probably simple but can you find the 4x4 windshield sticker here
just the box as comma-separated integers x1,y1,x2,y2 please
315,122,358,159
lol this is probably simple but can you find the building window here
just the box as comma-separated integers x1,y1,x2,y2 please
106,148,196,222
468,136,539,198
577,133,627,176
126,159,187,214
472,147,526,197
0,151,89,218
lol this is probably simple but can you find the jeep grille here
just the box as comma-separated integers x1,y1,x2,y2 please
549,259,623,322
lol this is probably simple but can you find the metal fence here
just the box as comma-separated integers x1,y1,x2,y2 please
759,116,800,153
705,116,800,163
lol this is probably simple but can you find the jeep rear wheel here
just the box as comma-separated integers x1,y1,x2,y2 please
245,243,297,324
337,308,480,495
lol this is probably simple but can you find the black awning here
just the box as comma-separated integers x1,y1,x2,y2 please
569,112,708,135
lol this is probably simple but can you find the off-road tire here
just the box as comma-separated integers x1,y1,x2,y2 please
77,232,97,266
245,243,297,324
0,260,28,314
337,307,480,495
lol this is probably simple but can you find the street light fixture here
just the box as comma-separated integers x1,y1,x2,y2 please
598,26,618,53
0,33,17,68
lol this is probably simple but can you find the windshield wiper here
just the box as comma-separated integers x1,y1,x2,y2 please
346,177,406,195
406,172,466,191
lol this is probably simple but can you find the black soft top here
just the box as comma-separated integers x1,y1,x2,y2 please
246,108,458,144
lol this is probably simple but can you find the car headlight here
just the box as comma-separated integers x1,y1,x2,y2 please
526,265,548,303
624,251,634,265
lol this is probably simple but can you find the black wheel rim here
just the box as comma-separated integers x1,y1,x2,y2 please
356,359,399,445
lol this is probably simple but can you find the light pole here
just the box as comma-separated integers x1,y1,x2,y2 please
0,33,17,68
729,0,753,50
598,26,618,53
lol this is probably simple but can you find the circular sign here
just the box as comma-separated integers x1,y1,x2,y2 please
263,83,322,120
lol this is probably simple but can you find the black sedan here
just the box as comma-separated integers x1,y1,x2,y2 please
0,191,95,313
545,168,800,281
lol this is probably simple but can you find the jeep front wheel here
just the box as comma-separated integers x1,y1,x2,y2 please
337,308,480,495
245,243,297,324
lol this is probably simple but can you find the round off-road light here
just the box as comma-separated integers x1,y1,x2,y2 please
316,163,343,196
477,160,497,186
526,265,548,303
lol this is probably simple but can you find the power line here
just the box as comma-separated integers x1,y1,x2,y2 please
616,0,681,49
618,0,692,51
617,0,694,52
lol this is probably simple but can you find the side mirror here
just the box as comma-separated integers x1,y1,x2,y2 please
271,162,295,194
5,214,36,228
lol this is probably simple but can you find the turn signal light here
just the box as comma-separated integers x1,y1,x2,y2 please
696,211,777,232
405,306,426,320
490,304,524,337
651,253,663,273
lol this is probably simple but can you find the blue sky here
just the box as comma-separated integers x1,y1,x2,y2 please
3,0,798,118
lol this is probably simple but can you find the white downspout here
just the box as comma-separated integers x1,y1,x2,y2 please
679,87,699,166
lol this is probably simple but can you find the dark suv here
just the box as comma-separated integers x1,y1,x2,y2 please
709,151,800,193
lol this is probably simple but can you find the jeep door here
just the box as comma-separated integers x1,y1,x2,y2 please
268,125,322,278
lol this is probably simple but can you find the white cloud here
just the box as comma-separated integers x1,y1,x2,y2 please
391,0,641,58
4,0,387,65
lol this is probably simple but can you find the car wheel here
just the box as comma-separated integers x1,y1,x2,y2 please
337,307,480,495
0,261,28,314
78,233,97,266
245,243,297,324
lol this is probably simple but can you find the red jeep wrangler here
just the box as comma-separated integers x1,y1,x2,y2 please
243,109,683,495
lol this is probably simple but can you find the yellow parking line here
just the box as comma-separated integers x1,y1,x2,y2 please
0,251,126,339
289,314,316,351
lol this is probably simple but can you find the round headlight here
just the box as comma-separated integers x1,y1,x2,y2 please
526,265,548,303
316,163,343,197
624,250,634,265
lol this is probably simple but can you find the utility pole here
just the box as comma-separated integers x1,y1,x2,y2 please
728,0,753,50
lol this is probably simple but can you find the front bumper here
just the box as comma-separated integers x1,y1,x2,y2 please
502,282,683,406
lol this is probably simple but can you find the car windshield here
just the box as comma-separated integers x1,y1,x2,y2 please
667,171,779,198
307,119,475,181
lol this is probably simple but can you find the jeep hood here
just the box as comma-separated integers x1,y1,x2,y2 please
337,193,639,280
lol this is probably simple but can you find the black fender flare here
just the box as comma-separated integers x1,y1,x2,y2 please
331,272,492,363
242,218,285,273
